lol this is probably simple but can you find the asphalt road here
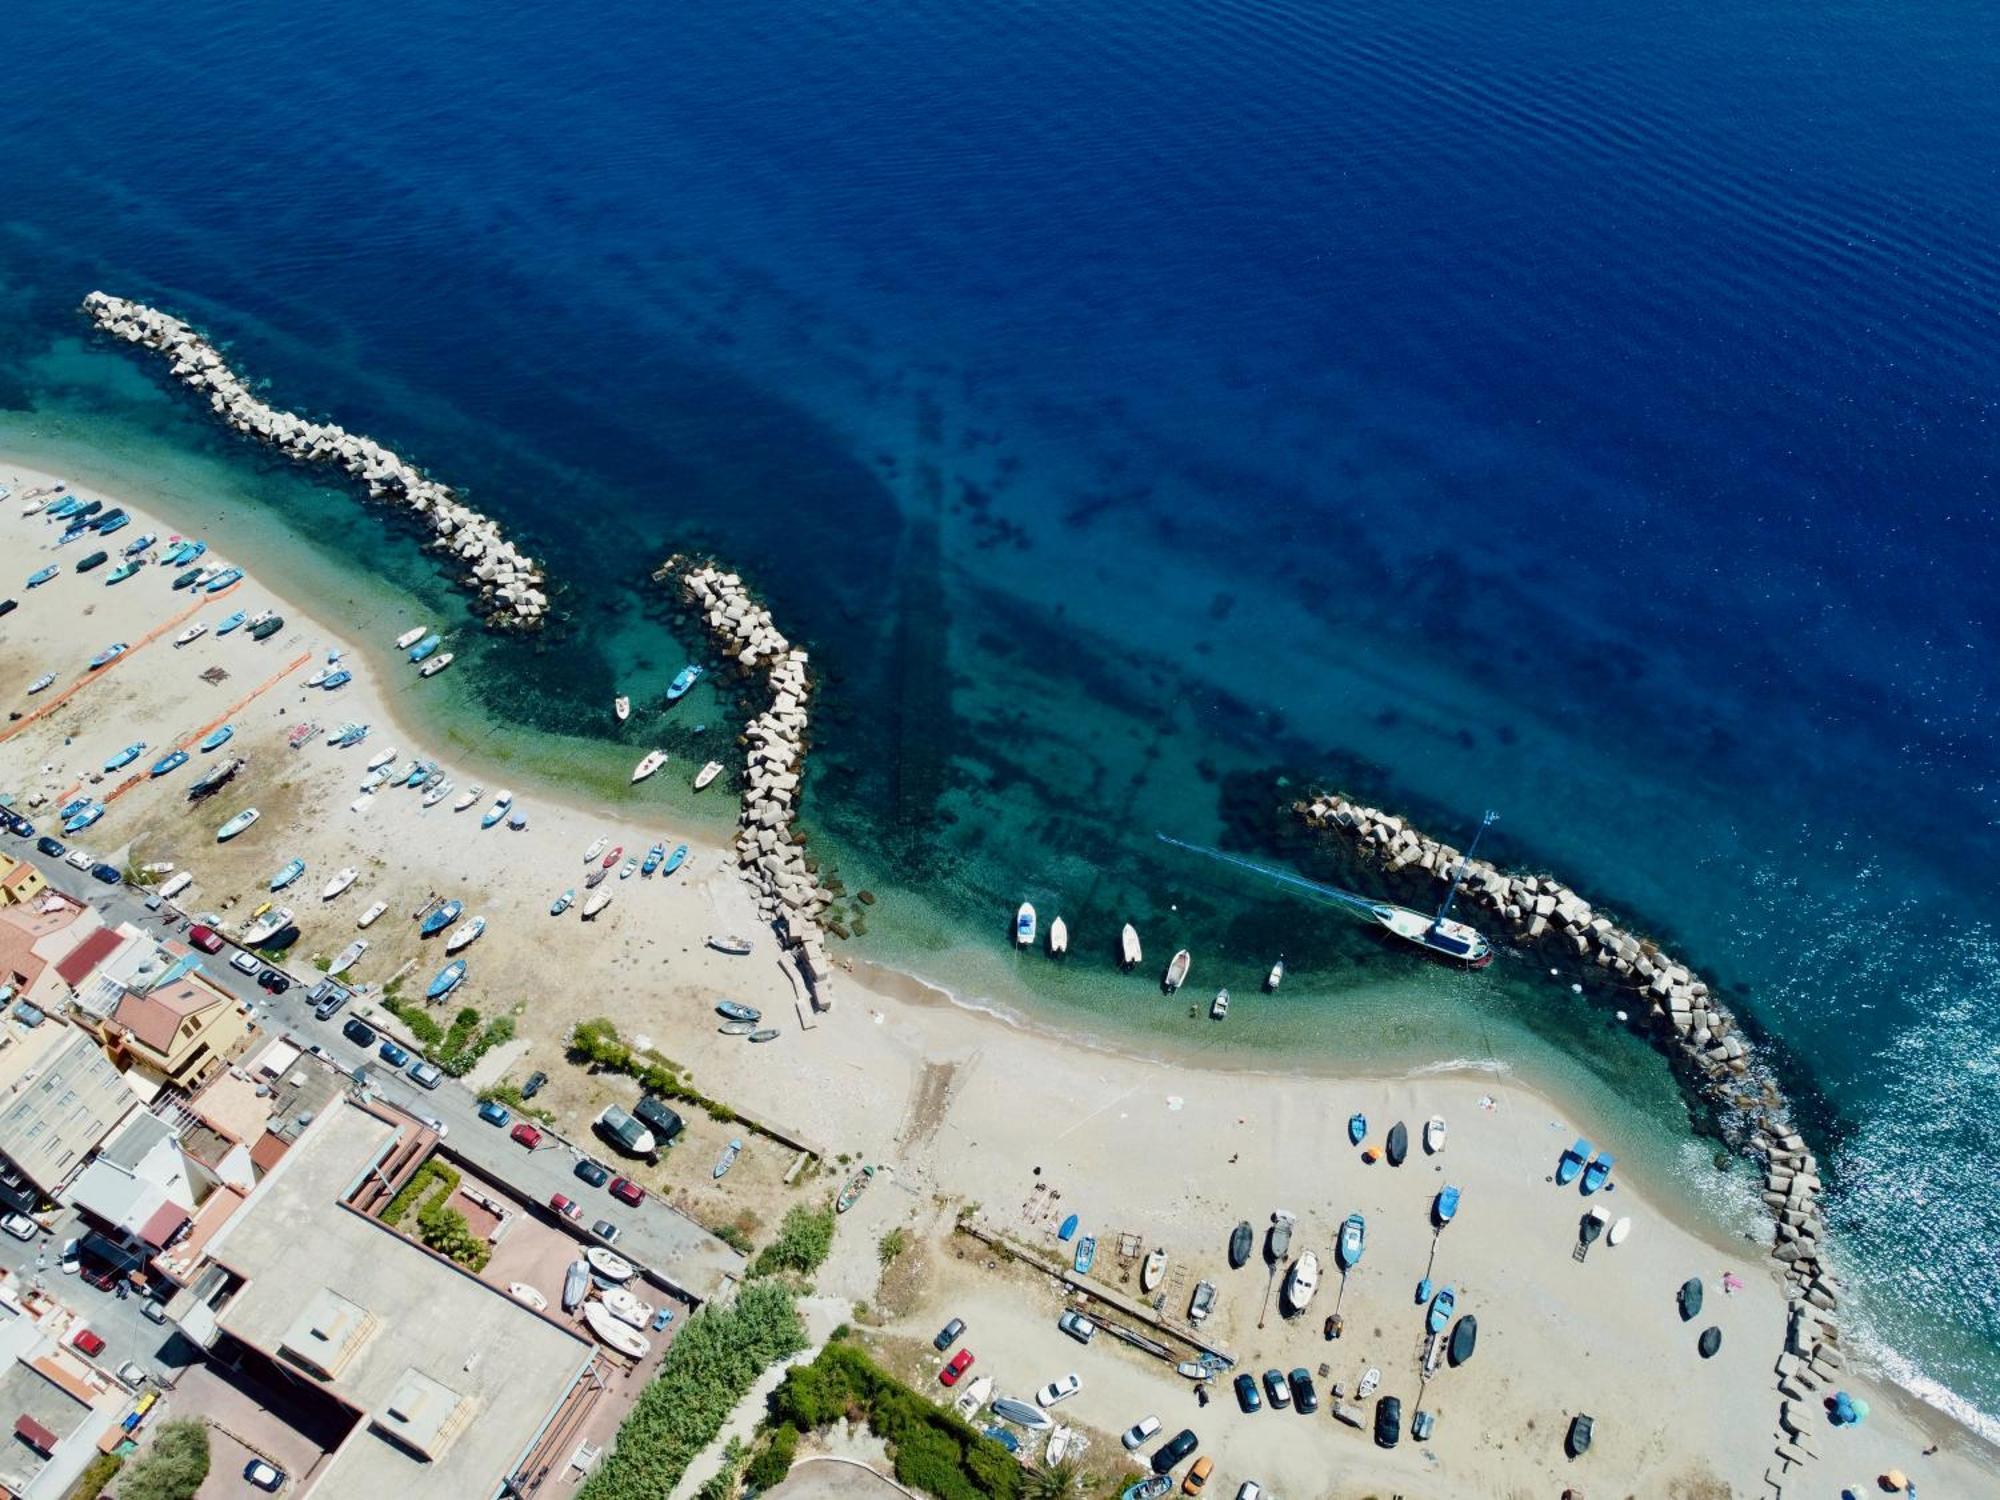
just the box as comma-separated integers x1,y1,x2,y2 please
10,839,743,1303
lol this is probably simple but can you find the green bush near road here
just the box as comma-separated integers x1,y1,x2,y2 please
115,1419,209,1500
382,999,513,1077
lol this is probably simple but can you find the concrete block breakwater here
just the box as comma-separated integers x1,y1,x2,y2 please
659,556,835,1008
1297,792,1844,1488
80,292,549,627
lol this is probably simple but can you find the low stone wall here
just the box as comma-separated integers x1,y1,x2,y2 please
1297,791,1841,1488
80,291,548,627
659,556,835,1008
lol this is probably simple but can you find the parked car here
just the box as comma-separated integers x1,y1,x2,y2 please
1151,1429,1199,1475
574,1158,612,1188
1,1212,36,1242
549,1194,585,1224
88,862,121,885
1375,1395,1403,1449
608,1176,644,1207
243,1458,286,1492
229,951,259,975
521,1070,549,1099
257,968,290,993
591,1220,620,1245
409,1060,443,1090
1122,1415,1162,1451
1288,1368,1318,1414
511,1123,544,1150
477,1099,512,1128
1057,1310,1096,1343
1234,1483,1263,1500
651,1306,675,1332
1181,1457,1214,1495
416,1114,449,1138
139,1299,168,1325
117,1360,147,1387
69,1327,106,1358
58,1238,80,1275
932,1318,965,1352
342,1017,378,1049
1262,1369,1291,1409
378,1038,411,1068
64,848,91,870
35,836,64,858
938,1348,975,1386
187,924,224,954
313,988,348,1020
1233,1372,1262,1413
1035,1373,1081,1408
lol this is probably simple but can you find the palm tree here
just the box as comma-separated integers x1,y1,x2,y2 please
1022,1456,1083,1500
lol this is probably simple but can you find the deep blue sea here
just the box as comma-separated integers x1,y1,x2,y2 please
3,0,1997,1433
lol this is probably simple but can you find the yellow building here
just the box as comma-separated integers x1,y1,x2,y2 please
103,974,249,1092
0,856,46,907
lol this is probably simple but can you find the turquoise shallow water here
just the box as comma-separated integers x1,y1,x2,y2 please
3,0,1998,1435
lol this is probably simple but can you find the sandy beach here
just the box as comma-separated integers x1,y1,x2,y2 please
2,456,1991,1497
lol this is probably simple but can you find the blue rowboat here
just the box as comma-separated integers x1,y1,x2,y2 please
550,889,574,915
89,643,129,669
1073,1235,1096,1275
95,512,129,536
269,858,306,891
1058,1213,1079,1242
1337,1212,1366,1270
64,802,105,834
214,610,249,635
45,497,80,519
216,807,260,841
26,565,58,588
1434,1185,1461,1226
150,749,190,777
168,539,206,565
1555,1138,1592,1187
103,741,147,772
641,843,665,876
661,843,688,876
1427,1285,1457,1335
408,633,442,663
1579,1152,1615,1195
320,670,352,690
123,533,157,556
426,959,466,1000
199,725,234,752
204,567,243,592
419,899,463,937
666,663,703,700
1348,1112,1367,1145
403,760,433,787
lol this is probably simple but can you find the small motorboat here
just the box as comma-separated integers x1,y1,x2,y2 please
174,621,209,648
1121,1478,1173,1500
214,610,248,635
453,784,483,811
394,626,429,650
1580,1152,1615,1195
1162,948,1191,992
418,651,454,678
407,632,442,663
601,1286,655,1330
1209,988,1230,1019
707,933,753,956
170,567,202,590
366,748,399,773
1267,1212,1294,1263
1348,1112,1367,1146
1386,1121,1409,1166
1606,1215,1632,1246
189,756,244,799
1357,1368,1381,1399
1014,902,1036,947
150,748,190,777
1433,1185,1461,1226
713,1139,742,1179
42,497,79,519
747,1028,779,1043
323,868,358,901
320,670,352,690
1337,1212,1366,1270
952,1373,993,1418
1427,1284,1456,1335
1424,1115,1447,1155
661,843,688,876
358,768,390,792
990,1397,1051,1432
122,532,157,556
562,1259,589,1312
585,1246,634,1282
617,857,638,880
666,663,703,700
1677,1277,1703,1322
630,749,667,783
445,916,486,954
198,724,234,752
716,1001,761,1023
1579,1206,1607,1247
420,899,464,936
1187,1280,1217,1323
93,510,129,534
506,1283,548,1312
641,842,665,876
550,889,575,916
1120,922,1142,968
357,900,388,928
581,890,613,919
216,807,261,841
27,671,57,694
1284,1251,1322,1313
104,561,139,584
1448,1314,1478,1366
601,845,624,870
480,794,512,829
269,859,306,891
1228,1220,1253,1269
583,837,608,864
328,939,368,977
426,960,467,1000
693,759,724,790
64,802,106,834
89,642,130,669
835,1165,874,1213
1556,1137,1592,1186
1266,956,1284,991
25,564,59,588
242,907,292,945
168,539,206,565
249,615,284,640
582,1303,651,1360
1058,1214,1079,1242
1047,916,1069,956
614,694,630,721
103,741,147,772
204,567,244,592
402,760,431,787
1141,1247,1167,1292
1565,1412,1593,1459
719,1021,757,1037
421,778,454,807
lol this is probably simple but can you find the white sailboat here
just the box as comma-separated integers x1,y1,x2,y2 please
631,749,667,783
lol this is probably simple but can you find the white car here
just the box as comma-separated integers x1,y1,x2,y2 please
1236,1485,1263,1500
58,1237,80,1274
230,951,260,975
1035,1373,1081,1408
64,849,92,871
0,1212,36,1242
1121,1415,1161,1451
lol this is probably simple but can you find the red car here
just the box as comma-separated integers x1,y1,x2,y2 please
70,1327,106,1358
549,1193,584,1224
938,1348,975,1386
608,1176,645,1207
510,1122,543,1150
186,924,225,954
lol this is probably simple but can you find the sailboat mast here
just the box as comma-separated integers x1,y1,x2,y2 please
1430,810,1497,932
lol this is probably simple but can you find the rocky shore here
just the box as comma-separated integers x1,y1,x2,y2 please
658,556,835,1008
79,291,549,627
1297,792,1843,1491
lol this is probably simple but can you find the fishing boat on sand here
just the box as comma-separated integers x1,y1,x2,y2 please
27,672,57,695
1073,1235,1097,1274
582,1304,650,1360
1337,1212,1366,1270
328,939,368,977
1188,1280,1217,1322
600,846,624,869
1284,1251,1321,1312
1162,949,1191,993
426,960,467,1000
64,803,105,834
1122,1479,1173,1500
215,808,260,841
123,532,157,556
421,778,454,806
170,568,202,591
269,859,306,891
214,610,248,635
1434,1185,1461,1226
366,748,399,773
583,837,607,864
445,916,486,954
174,621,209,648
1425,1115,1447,1154
242,907,291,945
26,564,59,588
693,760,723,790
713,1139,742,1179
1427,1285,1456,1334
204,567,243,592
89,643,129,669
717,1001,761,1024
357,900,388,928
322,868,358,901
562,1259,589,1312
419,899,463,937
630,750,667,783
481,793,513,828
150,749,189,778
1580,1152,1615,1195
453,784,483,811
198,724,234,753
748,1027,780,1043
1141,1247,1167,1292
394,626,428,650
249,615,284,640
835,1165,875,1213
104,561,139,584
719,1020,756,1037
585,1246,633,1282
1556,1138,1592,1187
581,890,612,919
617,857,638,880
661,844,688,876
1229,1221,1253,1269
707,934,753,956
666,663,703,700
103,742,147,772
550,890,574,916
1386,1121,1409,1167
641,843,665,876
1348,1112,1367,1145
320,670,352,691
1014,902,1036,947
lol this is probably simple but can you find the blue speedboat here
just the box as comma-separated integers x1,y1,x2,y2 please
214,611,248,636
45,496,80,519
426,959,466,1000
89,643,129,669
123,533,157,556
320,670,352,690
26,565,58,588
95,512,129,537
404,760,433,788
666,663,703,700
57,796,90,822
269,859,306,891
204,567,243,592
1427,1285,1457,1335
1434,1185,1461,1227
1348,1112,1367,1146
103,741,147,772
408,633,442,663
150,749,190,777
1579,1152,1615,1195
104,562,139,584
1555,1138,1592,1188
480,791,513,829
641,842,665,876
661,843,688,876
166,539,206,565
1337,1212,1366,1270
199,725,234,752
64,802,106,834
419,899,464,937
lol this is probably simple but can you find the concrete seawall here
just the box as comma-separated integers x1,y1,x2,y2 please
80,291,549,627
1296,792,1842,1489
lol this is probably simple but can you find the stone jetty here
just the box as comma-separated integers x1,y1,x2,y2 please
658,556,834,1008
1297,792,1841,1492
80,291,549,627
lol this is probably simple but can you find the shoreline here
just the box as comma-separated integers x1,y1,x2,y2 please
4,452,1994,1487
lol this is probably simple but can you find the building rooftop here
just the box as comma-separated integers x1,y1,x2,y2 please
199,1103,595,1500
109,974,229,1055
53,926,124,992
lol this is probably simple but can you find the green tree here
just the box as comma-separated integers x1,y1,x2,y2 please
1022,1457,1083,1499
116,1420,210,1500
750,1203,836,1278
742,1424,797,1490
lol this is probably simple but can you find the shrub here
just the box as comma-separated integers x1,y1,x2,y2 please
381,1159,459,1227
878,1228,908,1266
416,1195,491,1271
116,1419,209,1500
750,1203,836,1278
743,1424,797,1490
66,1452,123,1500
